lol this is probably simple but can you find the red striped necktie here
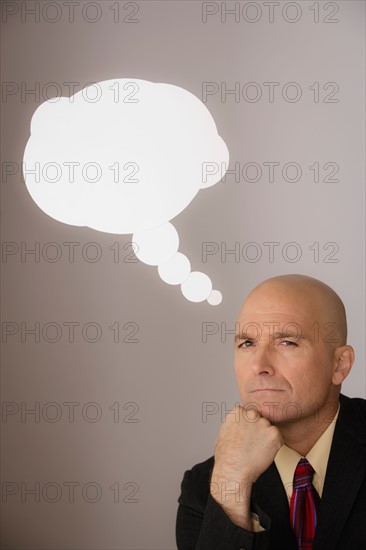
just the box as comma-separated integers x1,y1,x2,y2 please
290,458,320,549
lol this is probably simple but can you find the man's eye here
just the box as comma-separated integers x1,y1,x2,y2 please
281,340,298,346
239,340,254,348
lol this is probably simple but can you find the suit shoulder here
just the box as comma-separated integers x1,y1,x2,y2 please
340,393,366,427
178,455,215,512
352,396,366,420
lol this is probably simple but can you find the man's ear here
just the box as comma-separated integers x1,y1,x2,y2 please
332,345,355,386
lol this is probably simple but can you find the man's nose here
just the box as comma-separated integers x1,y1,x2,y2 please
251,345,276,375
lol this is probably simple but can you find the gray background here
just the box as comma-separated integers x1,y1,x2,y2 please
1,1,365,548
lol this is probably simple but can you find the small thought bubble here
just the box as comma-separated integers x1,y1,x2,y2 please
23,78,229,304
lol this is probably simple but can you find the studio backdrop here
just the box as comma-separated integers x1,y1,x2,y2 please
1,1,365,548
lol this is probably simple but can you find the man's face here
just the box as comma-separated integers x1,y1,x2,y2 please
234,283,341,425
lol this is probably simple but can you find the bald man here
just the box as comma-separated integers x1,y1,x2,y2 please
176,275,366,550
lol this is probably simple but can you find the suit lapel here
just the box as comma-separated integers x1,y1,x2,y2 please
314,395,366,550
253,462,297,548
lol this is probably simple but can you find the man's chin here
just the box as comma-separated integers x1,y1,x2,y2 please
242,398,302,424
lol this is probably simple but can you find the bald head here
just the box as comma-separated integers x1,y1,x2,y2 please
238,274,347,346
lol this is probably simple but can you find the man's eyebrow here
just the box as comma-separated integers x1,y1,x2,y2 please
234,330,306,343
272,331,305,340
234,333,258,342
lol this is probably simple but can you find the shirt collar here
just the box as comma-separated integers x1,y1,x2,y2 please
274,404,340,499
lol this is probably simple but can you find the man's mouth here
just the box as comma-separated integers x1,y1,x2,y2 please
250,388,284,393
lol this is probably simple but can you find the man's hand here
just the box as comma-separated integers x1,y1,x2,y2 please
210,404,283,530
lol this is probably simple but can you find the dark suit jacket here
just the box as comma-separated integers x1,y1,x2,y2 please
176,394,366,549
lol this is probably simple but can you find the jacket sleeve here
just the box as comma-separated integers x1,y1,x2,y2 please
176,463,272,550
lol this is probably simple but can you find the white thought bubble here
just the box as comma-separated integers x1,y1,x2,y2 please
23,78,229,304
